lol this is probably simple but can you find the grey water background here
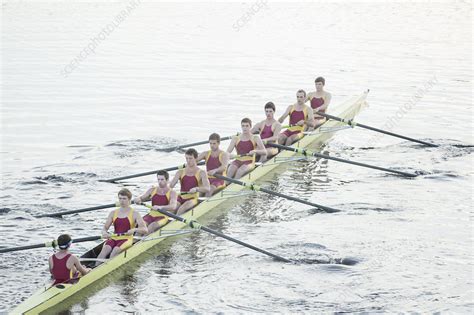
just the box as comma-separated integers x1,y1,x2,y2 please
1,1,472,313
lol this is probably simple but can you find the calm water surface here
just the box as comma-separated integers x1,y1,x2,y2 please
1,1,472,313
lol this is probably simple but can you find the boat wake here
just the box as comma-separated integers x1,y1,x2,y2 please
33,172,97,184
279,242,359,265
21,180,48,185
330,202,398,213
421,170,464,181
106,138,179,151
296,257,359,266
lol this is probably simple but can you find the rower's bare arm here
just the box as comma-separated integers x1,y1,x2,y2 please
265,122,282,143
253,136,267,156
162,190,178,211
102,212,114,238
48,256,53,273
169,171,180,188
208,152,230,175
72,256,90,275
278,105,291,123
307,107,315,127
219,152,230,172
134,187,153,204
251,122,262,134
199,170,211,193
320,93,331,111
133,212,148,235
227,137,238,158
226,136,237,153
197,151,207,162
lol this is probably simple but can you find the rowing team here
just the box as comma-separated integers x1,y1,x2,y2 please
48,78,331,285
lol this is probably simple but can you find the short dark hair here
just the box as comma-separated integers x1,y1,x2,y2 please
185,148,198,158
315,77,325,85
118,188,132,200
57,234,72,249
241,117,252,126
297,89,306,97
264,102,275,111
156,170,169,180
209,133,221,142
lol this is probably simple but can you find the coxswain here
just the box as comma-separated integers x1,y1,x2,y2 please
170,148,210,215
251,102,282,161
96,188,148,265
49,234,90,285
306,76,331,129
133,170,177,234
197,133,230,197
227,118,267,179
278,90,314,145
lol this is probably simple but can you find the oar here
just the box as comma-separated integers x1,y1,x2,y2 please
35,203,118,218
268,143,418,177
158,135,237,152
100,161,205,183
213,174,341,213
0,236,102,253
142,204,290,262
315,111,438,147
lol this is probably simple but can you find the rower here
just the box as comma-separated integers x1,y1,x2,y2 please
278,90,315,145
227,118,267,179
97,189,148,265
251,102,282,161
133,170,177,234
197,133,230,197
307,76,332,129
49,234,90,285
170,148,210,215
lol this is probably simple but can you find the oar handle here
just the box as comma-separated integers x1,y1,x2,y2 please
228,153,255,160
142,204,183,223
179,191,198,195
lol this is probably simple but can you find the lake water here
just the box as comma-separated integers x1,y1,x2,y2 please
1,1,472,313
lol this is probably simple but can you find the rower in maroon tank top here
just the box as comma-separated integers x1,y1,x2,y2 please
278,90,315,145
170,148,210,215
310,97,325,112
306,76,332,129
260,124,273,140
197,133,230,197
227,118,267,179
49,234,90,285
134,170,177,234
96,189,148,266
251,102,282,161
